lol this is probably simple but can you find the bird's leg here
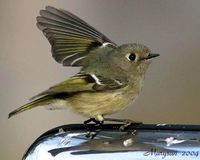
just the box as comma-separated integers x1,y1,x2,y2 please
103,118,142,131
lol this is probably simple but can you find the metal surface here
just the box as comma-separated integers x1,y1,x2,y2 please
23,124,200,160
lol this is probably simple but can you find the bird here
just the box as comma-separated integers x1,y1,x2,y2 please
8,6,159,124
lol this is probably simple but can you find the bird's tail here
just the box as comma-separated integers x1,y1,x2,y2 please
8,96,53,118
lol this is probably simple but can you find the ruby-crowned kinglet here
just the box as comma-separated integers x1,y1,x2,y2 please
8,6,159,122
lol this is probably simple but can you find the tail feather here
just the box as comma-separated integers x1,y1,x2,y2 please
8,96,53,118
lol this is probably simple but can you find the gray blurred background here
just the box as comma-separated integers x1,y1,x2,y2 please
1,0,200,159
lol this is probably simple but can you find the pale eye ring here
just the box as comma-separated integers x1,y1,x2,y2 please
126,53,136,61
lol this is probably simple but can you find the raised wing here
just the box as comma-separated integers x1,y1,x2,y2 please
30,73,127,100
37,6,117,66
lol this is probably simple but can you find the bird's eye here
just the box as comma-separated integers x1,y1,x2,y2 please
126,53,136,61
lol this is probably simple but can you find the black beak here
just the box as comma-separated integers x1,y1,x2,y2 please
146,53,160,60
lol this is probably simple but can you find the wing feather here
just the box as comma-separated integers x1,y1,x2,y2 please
30,74,126,100
37,6,117,66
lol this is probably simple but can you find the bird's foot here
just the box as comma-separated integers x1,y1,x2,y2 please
84,118,103,126
83,118,103,139
103,118,142,131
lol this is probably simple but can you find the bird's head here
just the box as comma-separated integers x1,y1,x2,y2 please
110,43,159,75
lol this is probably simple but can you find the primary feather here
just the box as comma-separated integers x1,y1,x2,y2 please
37,6,117,66
8,96,54,118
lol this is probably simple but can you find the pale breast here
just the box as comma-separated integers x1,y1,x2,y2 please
66,85,140,117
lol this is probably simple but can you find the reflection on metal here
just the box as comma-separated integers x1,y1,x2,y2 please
23,124,200,160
